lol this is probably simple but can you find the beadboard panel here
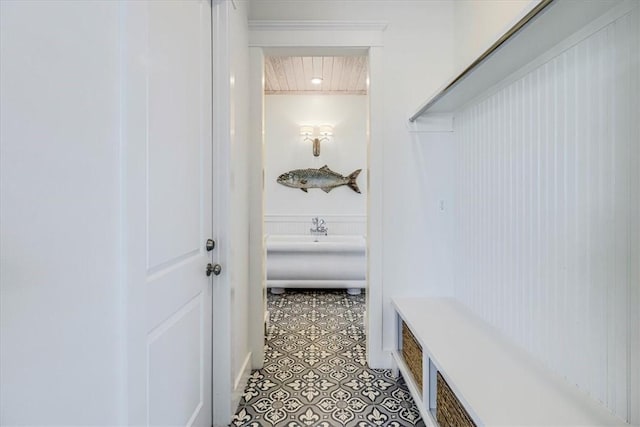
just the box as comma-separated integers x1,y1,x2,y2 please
453,7,639,422
264,214,366,236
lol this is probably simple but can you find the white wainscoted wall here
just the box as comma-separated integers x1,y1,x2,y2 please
264,214,366,236
452,3,639,423
265,94,367,235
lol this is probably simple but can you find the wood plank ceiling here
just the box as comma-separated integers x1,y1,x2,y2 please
265,56,368,95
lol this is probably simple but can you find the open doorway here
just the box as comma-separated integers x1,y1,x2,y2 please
262,51,369,345
246,24,388,375
246,47,372,359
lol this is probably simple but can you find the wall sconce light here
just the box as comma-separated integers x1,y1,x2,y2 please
300,125,333,157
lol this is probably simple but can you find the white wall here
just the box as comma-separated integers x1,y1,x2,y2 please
453,0,538,74
265,94,367,234
250,0,458,366
0,1,123,423
453,4,639,423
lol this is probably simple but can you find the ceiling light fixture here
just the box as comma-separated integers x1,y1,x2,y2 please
311,77,323,85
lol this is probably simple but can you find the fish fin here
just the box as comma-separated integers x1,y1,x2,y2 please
300,179,307,184
321,187,333,193
347,169,362,194
301,188,308,193
319,165,330,171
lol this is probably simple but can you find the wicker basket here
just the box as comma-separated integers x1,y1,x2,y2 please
436,372,476,427
401,321,423,391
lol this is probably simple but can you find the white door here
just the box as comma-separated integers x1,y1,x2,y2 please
123,1,215,425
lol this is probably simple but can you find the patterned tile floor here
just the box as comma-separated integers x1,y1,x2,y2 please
231,289,425,427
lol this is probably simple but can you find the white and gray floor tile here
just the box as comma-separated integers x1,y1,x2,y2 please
231,290,425,427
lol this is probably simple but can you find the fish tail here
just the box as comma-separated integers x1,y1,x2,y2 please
347,169,362,193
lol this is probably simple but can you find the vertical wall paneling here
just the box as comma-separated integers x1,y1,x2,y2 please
629,5,640,424
453,7,638,422
610,10,631,418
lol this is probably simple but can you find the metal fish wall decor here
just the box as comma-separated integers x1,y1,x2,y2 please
277,165,362,194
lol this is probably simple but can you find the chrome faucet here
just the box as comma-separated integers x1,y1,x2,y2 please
310,217,328,236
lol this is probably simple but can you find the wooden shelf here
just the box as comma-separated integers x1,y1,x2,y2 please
408,0,621,119
393,297,628,426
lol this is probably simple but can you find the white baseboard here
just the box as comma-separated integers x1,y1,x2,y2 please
231,352,252,415
367,348,393,370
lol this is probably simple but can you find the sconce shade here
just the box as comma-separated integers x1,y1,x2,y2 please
300,125,314,137
318,124,333,137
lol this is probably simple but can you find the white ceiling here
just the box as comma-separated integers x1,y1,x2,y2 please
265,56,368,95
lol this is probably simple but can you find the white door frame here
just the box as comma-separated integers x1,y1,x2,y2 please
210,1,234,425
247,21,389,369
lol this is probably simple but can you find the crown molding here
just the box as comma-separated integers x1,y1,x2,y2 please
249,20,387,47
248,20,388,32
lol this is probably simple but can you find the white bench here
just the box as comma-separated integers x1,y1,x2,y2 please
392,297,628,427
